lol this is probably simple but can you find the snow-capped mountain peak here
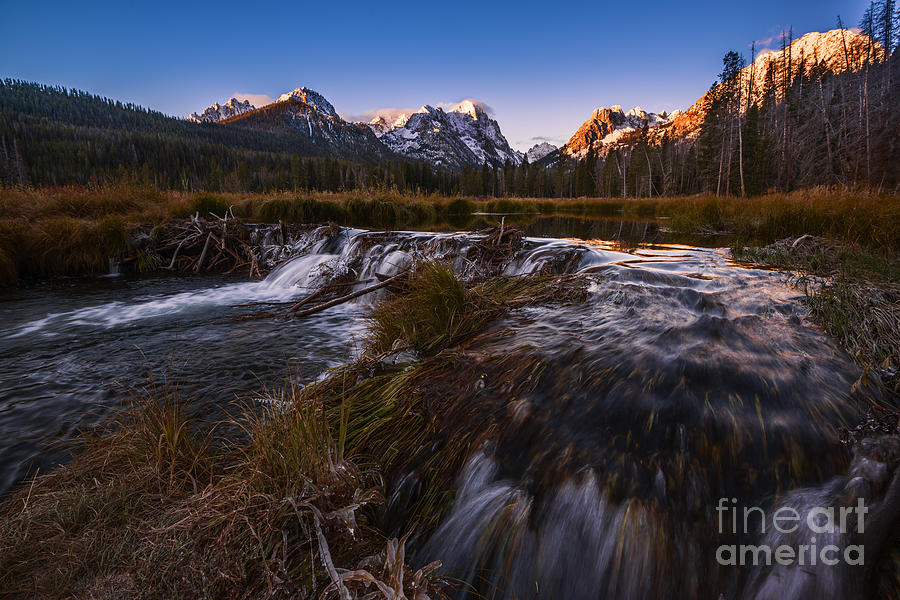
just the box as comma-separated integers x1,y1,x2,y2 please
276,87,337,117
391,113,411,127
752,29,882,75
187,97,255,123
526,142,557,164
196,87,394,162
368,111,412,137
661,28,884,142
373,98,522,168
556,28,882,158
626,106,647,119
451,99,484,120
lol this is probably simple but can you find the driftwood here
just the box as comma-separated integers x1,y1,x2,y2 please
165,233,198,270
286,285,332,314
194,233,213,273
233,280,375,309
287,271,408,318
471,223,524,273
131,210,260,277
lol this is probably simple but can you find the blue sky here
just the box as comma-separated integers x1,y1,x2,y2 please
1,0,871,151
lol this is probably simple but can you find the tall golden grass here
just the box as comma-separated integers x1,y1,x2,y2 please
1,184,897,286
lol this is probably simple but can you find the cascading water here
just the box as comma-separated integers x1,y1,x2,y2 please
0,225,565,494
0,225,893,598
381,237,889,600
266,228,896,599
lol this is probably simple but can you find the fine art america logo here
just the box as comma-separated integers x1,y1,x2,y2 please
715,497,868,566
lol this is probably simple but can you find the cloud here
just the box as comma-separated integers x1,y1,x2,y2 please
232,92,275,108
745,27,792,58
753,33,782,49
435,98,495,116
343,106,418,124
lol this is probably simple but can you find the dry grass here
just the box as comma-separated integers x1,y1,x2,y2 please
463,188,899,251
0,374,214,598
0,373,450,600
0,185,181,285
655,188,899,251
2,184,896,286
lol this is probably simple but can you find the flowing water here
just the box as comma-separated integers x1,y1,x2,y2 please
0,227,373,494
0,225,891,598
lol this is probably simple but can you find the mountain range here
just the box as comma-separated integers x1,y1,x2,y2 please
374,101,523,169
212,87,394,162
186,29,874,171
189,91,523,169
2,28,895,195
187,97,255,124
549,29,881,162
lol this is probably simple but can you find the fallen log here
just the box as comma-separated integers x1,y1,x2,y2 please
284,279,376,313
287,271,408,318
285,286,330,313
231,300,300,308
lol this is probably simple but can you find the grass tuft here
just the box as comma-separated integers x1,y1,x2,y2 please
0,369,452,599
367,261,587,356
367,261,472,354
187,193,231,218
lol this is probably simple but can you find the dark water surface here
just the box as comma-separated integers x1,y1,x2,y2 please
0,222,706,496
0,273,364,495
430,212,738,248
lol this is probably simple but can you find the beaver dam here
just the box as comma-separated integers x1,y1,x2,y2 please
1,223,898,599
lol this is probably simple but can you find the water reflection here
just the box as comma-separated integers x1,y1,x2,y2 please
431,213,738,248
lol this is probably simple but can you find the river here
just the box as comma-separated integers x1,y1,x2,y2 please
0,224,887,599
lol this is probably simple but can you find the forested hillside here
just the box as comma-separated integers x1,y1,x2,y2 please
569,28,899,198
0,81,456,194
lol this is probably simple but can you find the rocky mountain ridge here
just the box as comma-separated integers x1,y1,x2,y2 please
190,92,522,168
185,29,878,167
556,29,881,159
525,142,557,163
215,89,393,162
562,106,680,158
187,97,255,123
373,100,523,169
665,28,882,141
